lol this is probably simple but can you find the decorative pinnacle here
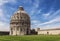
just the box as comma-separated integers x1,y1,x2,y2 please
19,6,24,10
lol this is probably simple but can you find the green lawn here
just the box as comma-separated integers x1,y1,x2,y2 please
0,35,60,41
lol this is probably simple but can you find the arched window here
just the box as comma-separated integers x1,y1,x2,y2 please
11,31,13,35
11,28,13,31
11,28,13,35
17,27,19,31
20,28,22,31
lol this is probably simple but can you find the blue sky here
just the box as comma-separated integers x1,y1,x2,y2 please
0,0,60,31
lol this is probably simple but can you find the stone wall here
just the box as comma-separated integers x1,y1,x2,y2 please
38,30,60,35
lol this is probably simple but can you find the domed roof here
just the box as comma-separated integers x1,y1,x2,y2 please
10,6,30,20
16,6,28,15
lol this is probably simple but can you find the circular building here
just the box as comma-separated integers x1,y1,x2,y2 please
10,6,30,35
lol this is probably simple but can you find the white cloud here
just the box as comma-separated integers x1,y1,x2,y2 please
31,20,41,28
0,0,8,5
0,9,3,16
42,13,50,19
31,20,41,24
30,10,35,16
40,16,60,25
49,9,60,19
8,0,16,5
37,9,42,14
42,10,53,19
0,21,9,31
0,8,9,22
0,0,16,31
0,9,4,18
0,8,10,31
30,0,40,16
23,0,32,4
42,9,60,19
0,0,16,6
31,16,60,29
33,16,60,29
33,0,39,8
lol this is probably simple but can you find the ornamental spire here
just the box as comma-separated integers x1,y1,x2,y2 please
18,6,24,11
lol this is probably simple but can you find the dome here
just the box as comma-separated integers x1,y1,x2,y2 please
10,6,30,21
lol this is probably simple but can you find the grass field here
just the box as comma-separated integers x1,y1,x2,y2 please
0,35,60,41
